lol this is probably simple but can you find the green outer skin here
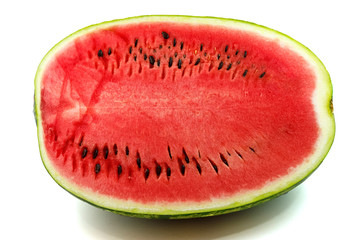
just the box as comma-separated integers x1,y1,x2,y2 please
69,172,308,219
34,15,335,219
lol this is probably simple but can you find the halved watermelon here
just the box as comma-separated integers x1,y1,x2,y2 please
34,15,335,219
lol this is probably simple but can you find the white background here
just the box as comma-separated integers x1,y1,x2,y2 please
1,0,359,239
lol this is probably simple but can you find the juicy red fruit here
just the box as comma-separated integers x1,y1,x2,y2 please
40,22,318,203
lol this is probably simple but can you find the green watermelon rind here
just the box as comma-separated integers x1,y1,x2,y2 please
34,15,335,219
61,168,311,219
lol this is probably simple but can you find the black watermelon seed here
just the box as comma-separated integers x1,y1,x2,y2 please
227,55,230,59
134,39,138,47
204,52,207,57
249,147,255,153
159,45,163,49
144,168,150,179
183,149,189,163
117,165,122,175
134,55,137,61
167,146,172,159
95,163,100,174
166,167,171,177
180,42,184,50
125,146,129,155
113,144,118,155
218,61,224,70
168,57,173,67
177,59,182,69
129,46,132,54
183,54,186,58
220,153,229,166
200,43,203,51
209,160,218,173
103,146,109,159
235,150,243,159
173,38,177,47
225,45,229,52
107,48,112,56
194,58,200,66
92,147,98,159
139,48,143,54
196,162,202,174
226,63,232,70
217,54,221,60
174,52,178,58
97,49,103,57
244,51,247,58
213,164,218,173
162,31,170,39
180,164,185,175
260,72,266,78
137,157,141,169
144,54,147,60
156,165,162,177
149,55,155,65
81,147,88,159
157,59,160,67
235,50,239,55
243,69,248,77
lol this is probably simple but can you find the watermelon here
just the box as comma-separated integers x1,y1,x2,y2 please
34,15,335,219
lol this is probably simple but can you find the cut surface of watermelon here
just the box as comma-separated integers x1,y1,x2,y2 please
35,15,334,218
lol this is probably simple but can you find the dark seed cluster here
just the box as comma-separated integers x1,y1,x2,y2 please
112,31,268,80
93,29,266,80
77,138,257,179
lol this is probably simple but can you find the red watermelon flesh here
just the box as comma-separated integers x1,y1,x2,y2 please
35,16,334,218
